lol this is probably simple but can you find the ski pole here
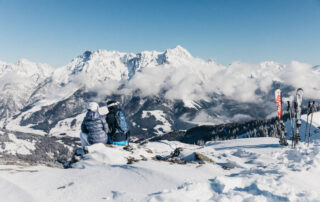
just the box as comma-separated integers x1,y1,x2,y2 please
294,101,298,147
308,101,315,146
304,101,311,143
287,101,293,148
288,101,296,148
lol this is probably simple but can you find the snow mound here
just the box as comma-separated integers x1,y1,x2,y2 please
1,137,320,201
73,143,153,167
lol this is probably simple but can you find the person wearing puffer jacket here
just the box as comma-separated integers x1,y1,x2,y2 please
80,102,109,146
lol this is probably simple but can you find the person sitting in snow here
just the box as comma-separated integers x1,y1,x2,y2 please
106,100,130,146
80,102,109,147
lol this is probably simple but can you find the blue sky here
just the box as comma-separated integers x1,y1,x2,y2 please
0,0,319,67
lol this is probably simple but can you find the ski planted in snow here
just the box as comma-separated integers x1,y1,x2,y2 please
294,88,303,147
275,89,288,146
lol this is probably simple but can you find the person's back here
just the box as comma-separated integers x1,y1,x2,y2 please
106,101,130,145
81,102,109,145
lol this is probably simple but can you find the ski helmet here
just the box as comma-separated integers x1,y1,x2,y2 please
87,102,99,111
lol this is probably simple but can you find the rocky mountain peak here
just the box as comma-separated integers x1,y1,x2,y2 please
164,45,192,58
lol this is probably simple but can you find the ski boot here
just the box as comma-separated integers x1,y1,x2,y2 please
64,147,88,169
279,137,288,146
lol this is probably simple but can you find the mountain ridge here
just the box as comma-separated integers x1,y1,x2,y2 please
1,46,320,138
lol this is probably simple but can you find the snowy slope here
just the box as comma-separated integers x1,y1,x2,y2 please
1,113,320,202
0,59,53,122
0,59,52,79
142,110,173,135
4,46,204,133
30,45,196,99
0,138,319,201
52,50,131,85
2,46,320,138
284,111,320,142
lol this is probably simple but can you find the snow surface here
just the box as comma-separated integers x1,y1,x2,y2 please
1,112,320,202
1,137,320,201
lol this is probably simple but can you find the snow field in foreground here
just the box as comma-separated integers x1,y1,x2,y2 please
0,136,320,202
1,112,320,202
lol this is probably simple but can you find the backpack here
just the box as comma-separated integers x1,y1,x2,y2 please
112,110,129,134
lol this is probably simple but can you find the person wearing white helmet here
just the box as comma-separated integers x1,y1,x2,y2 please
87,102,99,112
80,102,109,147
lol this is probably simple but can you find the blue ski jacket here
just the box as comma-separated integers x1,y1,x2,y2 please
81,110,109,144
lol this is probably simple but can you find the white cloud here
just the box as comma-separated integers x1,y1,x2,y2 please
89,59,320,107
281,61,320,99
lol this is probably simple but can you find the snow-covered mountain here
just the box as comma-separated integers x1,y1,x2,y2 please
23,46,198,108
0,59,53,122
1,46,320,139
46,45,194,87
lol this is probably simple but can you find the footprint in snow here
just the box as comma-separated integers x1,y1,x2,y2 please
232,149,259,159
57,182,75,190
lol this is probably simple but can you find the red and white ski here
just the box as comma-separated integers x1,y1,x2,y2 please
275,89,288,146
275,89,282,120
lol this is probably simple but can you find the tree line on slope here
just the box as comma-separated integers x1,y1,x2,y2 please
150,105,320,145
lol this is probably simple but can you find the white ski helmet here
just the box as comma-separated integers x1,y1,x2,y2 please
87,102,99,111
